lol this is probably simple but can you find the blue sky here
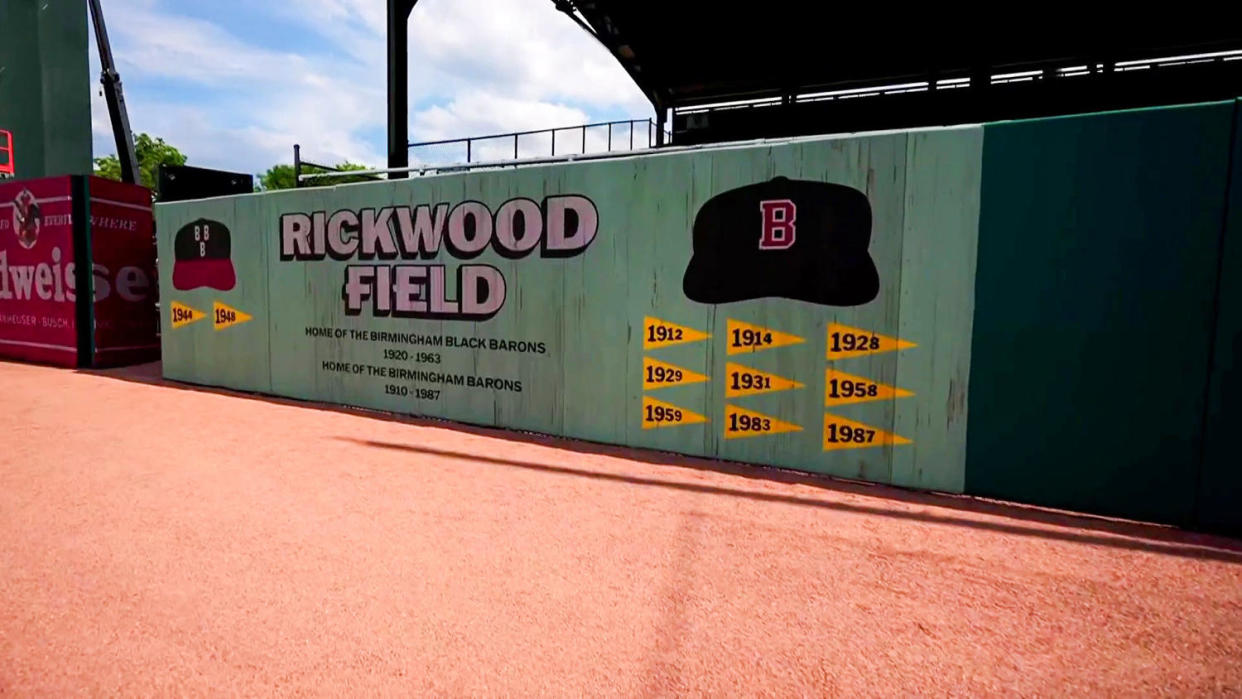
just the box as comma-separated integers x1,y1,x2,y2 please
88,0,652,176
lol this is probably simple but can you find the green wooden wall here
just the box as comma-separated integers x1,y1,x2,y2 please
156,103,1242,534
1195,101,1242,533
0,0,92,178
967,101,1239,527
158,128,984,492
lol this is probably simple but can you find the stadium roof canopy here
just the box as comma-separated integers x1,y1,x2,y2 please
559,7,1241,109
386,1,1242,169
554,7,1242,145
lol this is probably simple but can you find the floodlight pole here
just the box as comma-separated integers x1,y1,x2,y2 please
387,0,419,179
88,0,139,185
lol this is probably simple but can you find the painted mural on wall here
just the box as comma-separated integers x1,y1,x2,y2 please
173,219,237,291
157,127,983,493
143,100,1242,533
683,177,878,306
277,195,598,321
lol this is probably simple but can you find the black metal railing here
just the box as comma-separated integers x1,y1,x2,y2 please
293,144,385,189
294,118,671,187
409,118,664,165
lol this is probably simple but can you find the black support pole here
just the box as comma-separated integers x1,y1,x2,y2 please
293,144,301,189
654,95,666,147
387,0,418,179
88,0,139,185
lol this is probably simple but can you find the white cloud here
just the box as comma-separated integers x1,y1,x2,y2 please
405,0,649,111
90,0,653,178
111,12,310,87
89,2,384,174
412,93,588,141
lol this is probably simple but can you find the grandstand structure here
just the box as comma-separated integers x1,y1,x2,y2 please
384,5,1241,173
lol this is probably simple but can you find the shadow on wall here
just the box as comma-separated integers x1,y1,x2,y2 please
79,360,1242,565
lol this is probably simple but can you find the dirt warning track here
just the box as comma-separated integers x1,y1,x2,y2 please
1,360,1240,695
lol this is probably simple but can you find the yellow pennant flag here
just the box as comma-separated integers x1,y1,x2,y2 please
723,403,802,440
169,301,205,329
822,413,912,451
643,356,708,390
643,316,710,350
825,322,916,360
824,368,914,407
726,318,805,355
642,395,708,429
213,301,253,331
725,362,804,398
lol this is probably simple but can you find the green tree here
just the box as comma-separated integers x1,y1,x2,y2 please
258,161,376,190
93,133,188,196
257,164,297,190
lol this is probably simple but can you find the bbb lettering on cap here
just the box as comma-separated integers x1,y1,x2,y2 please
172,218,236,291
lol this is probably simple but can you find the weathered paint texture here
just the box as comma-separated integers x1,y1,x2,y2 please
156,102,1242,533
158,128,984,492
0,0,92,178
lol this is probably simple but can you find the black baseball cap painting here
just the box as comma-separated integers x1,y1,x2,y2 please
683,177,879,306
172,218,236,291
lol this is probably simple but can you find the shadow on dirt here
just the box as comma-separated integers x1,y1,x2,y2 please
79,360,1242,564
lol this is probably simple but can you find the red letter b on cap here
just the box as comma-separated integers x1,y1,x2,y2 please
759,199,796,250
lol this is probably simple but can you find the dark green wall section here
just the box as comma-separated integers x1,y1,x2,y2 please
1196,103,1242,533
0,0,92,178
967,101,1237,527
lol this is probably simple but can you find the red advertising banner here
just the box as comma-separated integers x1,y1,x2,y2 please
0,176,80,367
88,176,158,367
